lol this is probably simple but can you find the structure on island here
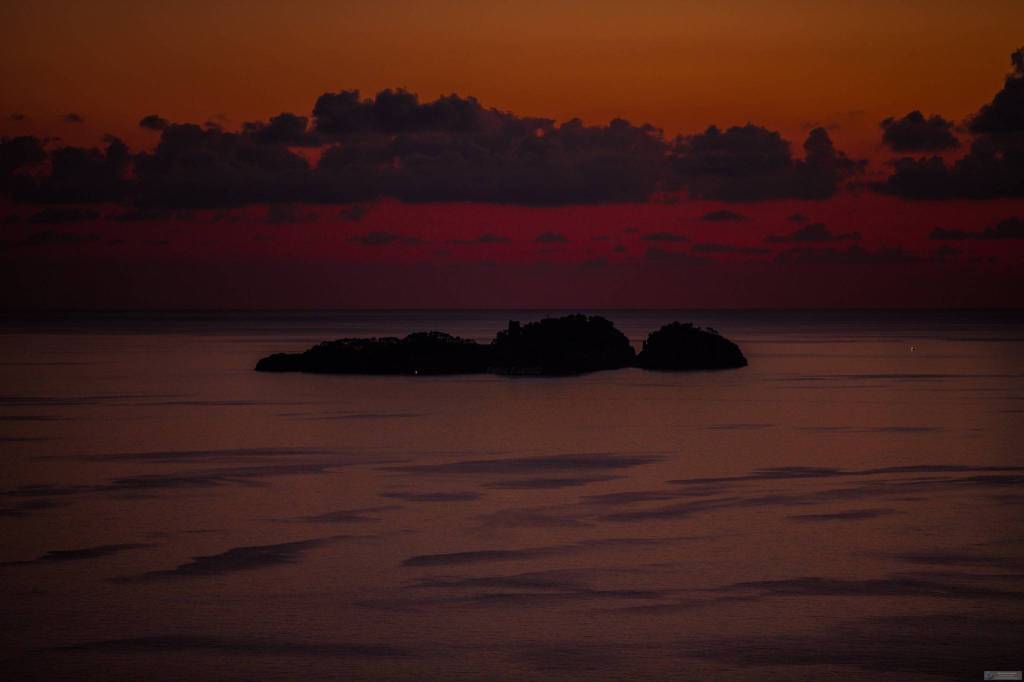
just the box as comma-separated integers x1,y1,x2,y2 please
255,315,747,376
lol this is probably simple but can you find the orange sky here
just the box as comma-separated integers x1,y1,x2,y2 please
2,1,1022,152
3,1,1024,309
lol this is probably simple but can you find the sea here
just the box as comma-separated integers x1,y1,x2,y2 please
1,309,1022,681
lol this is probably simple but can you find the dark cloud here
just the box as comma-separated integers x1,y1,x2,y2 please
1,135,46,193
28,207,100,223
787,212,808,221
339,204,367,221
265,203,317,223
1,90,676,206
0,91,887,208
930,217,1024,240
882,49,1024,198
931,244,962,260
9,113,28,122
642,246,709,266
311,91,668,204
1,136,46,172
765,222,861,243
880,111,959,152
692,242,769,254
313,89,514,135
640,231,688,242
211,210,241,223
63,112,84,124
671,125,863,201
315,115,668,205
969,47,1024,134
535,231,568,243
347,231,424,246
133,123,311,208
879,139,1024,199
139,114,169,131
243,112,321,146
108,208,193,222
774,244,918,265
0,229,100,250
25,137,130,203
448,232,510,245
699,209,747,221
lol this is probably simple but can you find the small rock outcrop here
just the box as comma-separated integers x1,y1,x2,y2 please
488,315,635,375
636,322,747,370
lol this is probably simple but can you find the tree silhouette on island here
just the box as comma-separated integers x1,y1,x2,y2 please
255,315,747,376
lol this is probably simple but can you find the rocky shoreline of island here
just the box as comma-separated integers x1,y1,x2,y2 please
255,315,747,376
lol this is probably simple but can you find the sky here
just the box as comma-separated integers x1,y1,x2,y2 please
1,0,1023,309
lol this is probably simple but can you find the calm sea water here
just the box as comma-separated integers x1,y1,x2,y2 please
1,310,1022,681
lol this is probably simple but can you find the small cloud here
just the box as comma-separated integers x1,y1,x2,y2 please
1,230,101,250
348,231,424,246
9,113,28,122
265,204,317,224
613,245,627,253
700,210,747,222
787,213,809,222
775,245,918,265
211,211,241,223
880,111,959,152
139,114,169,131
535,231,568,243
641,231,688,242
449,232,510,245
339,205,368,222
643,246,708,265
693,242,769,254
108,209,173,222
930,217,1024,240
28,208,100,224
765,223,861,243
64,112,84,124
931,245,962,261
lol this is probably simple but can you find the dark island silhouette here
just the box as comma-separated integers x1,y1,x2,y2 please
255,315,747,375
